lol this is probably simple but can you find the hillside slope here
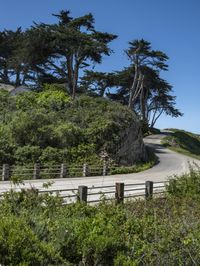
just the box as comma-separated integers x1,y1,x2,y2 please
162,129,200,160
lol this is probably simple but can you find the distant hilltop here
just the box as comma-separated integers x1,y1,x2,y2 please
0,83,30,95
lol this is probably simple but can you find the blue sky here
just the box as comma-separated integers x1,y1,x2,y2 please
1,0,200,133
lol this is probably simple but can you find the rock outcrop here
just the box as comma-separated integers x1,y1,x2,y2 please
117,119,147,165
0,83,30,95
0,83,15,92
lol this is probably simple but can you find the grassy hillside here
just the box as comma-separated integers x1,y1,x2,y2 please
162,129,200,160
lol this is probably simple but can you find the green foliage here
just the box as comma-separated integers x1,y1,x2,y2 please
16,92,37,111
167,164,200,199
14,145,41,164
0,28,26,86
0,92,139,167
43,83,67,92
69,143,97,164
16,88,71,111
54,123,84,148
110,162,154,175
2,176,200,264
39,147,69,165
80,70,116,96
0,11,117,93
0,125,15,164
0,90,16,122
36,90,70,111
0,11,180,128
9,111,58,147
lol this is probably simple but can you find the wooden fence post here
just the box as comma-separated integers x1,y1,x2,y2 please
60,163,67,178
77,186,88,203
145,181,153,200
103,161,108,176
83,163,88,177
115,182,124,204
33,163,40,179
2,164,10,181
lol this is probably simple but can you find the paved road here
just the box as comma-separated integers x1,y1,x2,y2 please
0,132,199,199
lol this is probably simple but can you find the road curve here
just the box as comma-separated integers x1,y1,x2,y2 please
0,132,199,193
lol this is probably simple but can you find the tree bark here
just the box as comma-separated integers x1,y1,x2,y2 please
139,79,146,121
66,54,74,95
128,64,138,108
150,109,163,128
72,62,79,100
131,73,144,107
15,69,21,87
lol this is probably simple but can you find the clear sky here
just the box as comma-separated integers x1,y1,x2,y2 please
1,0,200,133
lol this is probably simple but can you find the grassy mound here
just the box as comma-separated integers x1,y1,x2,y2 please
162,129,200,160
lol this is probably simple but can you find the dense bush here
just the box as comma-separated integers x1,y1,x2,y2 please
2,170,200,265
0,86,139,166
167,164,200,199
0,125,15,164
14,145,42,164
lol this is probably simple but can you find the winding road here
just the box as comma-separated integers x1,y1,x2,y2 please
0,132,199,196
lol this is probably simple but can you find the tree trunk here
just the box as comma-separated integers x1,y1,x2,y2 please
151,109,163,128
15,69,21,87
131,73,144,107
72,62,79,100
22,67,29,85
128,64,138,108
140,81,146,121
66,55,74,96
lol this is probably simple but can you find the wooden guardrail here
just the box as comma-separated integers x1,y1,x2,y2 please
0,163,112,181
36,181,168,205
0,164,168,205
0,162,143,181
0,179,167,204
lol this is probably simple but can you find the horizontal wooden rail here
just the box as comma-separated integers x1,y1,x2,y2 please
0,180,168,204
0,162,161,181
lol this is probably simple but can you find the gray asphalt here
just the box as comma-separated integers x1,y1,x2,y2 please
0,132,199,195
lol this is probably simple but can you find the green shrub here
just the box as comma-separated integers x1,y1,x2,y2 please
0,126,15,164
54,123,84,148
15,145,41,164
37,90,71,111
39,147,69,165
43,83,67,92
167,164,200,199
2,188,200,265
0,90,16,123
110,161,154,175
69,143,97,163
16,91,37,111
0,91,146,169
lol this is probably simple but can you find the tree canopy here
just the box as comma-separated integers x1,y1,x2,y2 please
0,10,117,99
0,11,182,128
